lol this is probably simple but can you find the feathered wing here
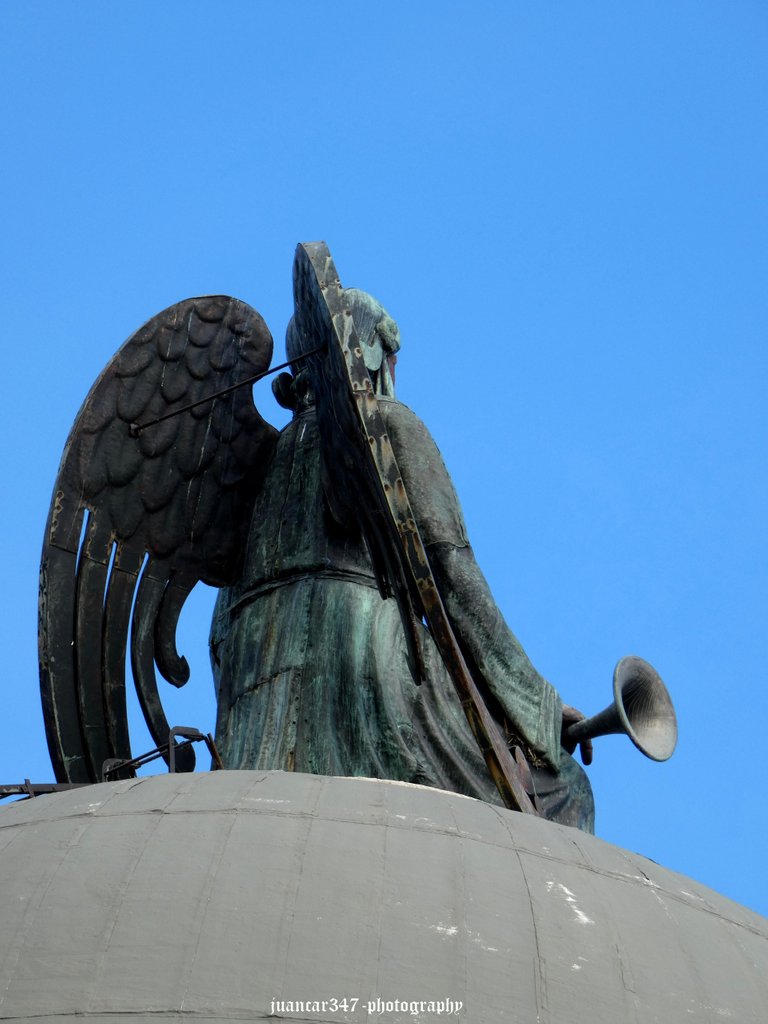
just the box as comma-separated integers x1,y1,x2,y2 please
39,296,278,783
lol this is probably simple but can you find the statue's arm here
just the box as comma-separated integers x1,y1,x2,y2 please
381,399,564,768
427,541,563,769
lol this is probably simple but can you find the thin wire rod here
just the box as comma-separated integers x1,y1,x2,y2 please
128,343,326,436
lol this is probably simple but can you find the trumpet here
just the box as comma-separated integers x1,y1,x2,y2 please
566,656,677,762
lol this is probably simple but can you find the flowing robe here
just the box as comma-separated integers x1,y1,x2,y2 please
211,397,594,831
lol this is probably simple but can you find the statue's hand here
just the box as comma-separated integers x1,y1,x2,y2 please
561,705,593,766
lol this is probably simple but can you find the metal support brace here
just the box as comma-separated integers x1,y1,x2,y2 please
101,727,224,781
1,727,223,799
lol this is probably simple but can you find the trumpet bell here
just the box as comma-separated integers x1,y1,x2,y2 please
567,656,677,762
612,656,677,761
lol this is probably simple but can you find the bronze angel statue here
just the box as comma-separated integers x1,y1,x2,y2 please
39,243,597,832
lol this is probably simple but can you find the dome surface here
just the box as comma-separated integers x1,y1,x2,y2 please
0,770,765,1024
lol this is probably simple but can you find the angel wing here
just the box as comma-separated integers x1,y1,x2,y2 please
39,296,278,783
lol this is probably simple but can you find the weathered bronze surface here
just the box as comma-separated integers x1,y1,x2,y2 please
39,244,596,831
292,243,537,813
39,298,277,781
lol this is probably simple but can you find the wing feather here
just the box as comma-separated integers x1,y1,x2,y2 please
74,521,113,779
137,415,178,458
102,547,144,771
186,343,215,381
114,341,155,378
154,569,197,687
107,482,145,540
154,323,188,362
39,543,88,781
116,363,163,421
129,560,194,770
140,455,183,512
158,361,192,404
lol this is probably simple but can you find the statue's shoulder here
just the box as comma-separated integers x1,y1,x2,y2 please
378,398,469,548
378,397,433,446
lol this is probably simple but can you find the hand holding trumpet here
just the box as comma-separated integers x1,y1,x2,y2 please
561,705,594,765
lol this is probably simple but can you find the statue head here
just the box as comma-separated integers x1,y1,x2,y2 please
344,289,400,397
285,288,400,398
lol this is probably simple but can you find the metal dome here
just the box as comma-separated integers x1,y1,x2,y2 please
0,771,765,1023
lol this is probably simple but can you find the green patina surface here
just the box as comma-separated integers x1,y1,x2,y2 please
211,383,593,831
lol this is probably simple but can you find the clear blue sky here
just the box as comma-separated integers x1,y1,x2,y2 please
1,2,766,915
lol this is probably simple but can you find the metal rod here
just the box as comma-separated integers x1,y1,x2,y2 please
128,343,326,437
100,726,225,781
0,782,90,800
